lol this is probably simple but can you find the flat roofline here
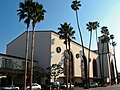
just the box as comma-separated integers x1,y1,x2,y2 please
7,30,54,46
7,30,98,55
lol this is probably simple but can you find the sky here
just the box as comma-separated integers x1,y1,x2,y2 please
0,0,120,71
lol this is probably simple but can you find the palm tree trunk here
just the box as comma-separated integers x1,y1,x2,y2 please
97,42,102,83
24,28,29,90
65,38,68,50
113,45,118,84
95,29,98,42
107,43,112,84
88,31,92,86
75,10,86,84
30,27,35,90
68,40,72,88
75,10,85,55
102,43,105,84
65,39,68,88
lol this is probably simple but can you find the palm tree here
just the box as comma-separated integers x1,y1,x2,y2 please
110,34,118,84
17,0,33,89
71,0,84,54
29,2,46,90
94,21,103,83
110,34,114,43
101,26,110,85
68,27,75,88
71,0,87,84
86,21,99,86
58,22,75,88
94,21,100,42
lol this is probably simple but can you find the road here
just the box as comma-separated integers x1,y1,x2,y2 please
74,84,120,90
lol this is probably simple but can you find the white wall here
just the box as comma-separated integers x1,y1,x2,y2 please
51,32,99,79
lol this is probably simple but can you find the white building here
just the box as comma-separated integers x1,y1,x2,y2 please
0,30,117,85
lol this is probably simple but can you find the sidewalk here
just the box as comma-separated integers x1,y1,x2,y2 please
59,87,85,90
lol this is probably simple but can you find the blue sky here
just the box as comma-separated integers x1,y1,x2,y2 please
0,0,120,71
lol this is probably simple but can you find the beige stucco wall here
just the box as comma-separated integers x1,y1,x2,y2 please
51,32,98,80
81,46,98,78
51,32,66,78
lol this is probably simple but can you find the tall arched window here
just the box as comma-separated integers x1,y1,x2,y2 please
93,59,98,77
64,50,74,83
111,61,115,83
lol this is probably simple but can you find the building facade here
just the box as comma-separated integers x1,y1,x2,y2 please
4,31,117,85
98,36,118,84
0,53,38,86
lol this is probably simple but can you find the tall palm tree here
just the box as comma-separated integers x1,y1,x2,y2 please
58,22,75,88
29,2,46,90
94,21,103,83
71,0,84,54
101,26,109,36
101,26,110,85
71,0,87,84
86,21,99,86
68,28,75,88
17,0,33,89
94,21,100,42
110,34,118,84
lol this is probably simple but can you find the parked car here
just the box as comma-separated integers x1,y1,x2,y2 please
0,85,19,90
60,83,74,88
84,82,98,88
89,82,98,87
47,82,60,90
26,83,41,90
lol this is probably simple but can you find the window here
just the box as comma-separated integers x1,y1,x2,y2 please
76,54,79,59
56,47,61,53
2,58,12,68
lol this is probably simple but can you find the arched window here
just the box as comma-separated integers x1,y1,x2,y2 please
111,61,115,83
93,59,98,77
64,50,74,83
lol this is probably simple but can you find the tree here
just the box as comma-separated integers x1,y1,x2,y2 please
29,1,46,90
71,0,87,85
67,26,75,89
86,21,99,86
46,64,64,82
58,22,75,88
33,66,46,84
17,1,33,89
71,0,85,55
17,1,46,89
94,21,100,42
110,34,118,84
101,26,110,85
94,21,103,83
